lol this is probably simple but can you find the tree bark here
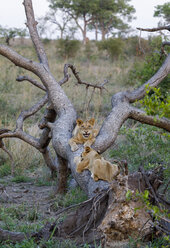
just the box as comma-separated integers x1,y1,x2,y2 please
0,0,170,198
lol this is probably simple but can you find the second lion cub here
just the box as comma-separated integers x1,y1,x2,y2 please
75,146,119,182
69,118,98,152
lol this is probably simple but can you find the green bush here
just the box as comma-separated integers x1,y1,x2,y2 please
110,124,170,172
123,36,150,57
126,36,170,97
56,38,81,59
97,38,124,61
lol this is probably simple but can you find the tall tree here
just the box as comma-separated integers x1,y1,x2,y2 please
91,0,135,40
0,26,27,46
48,0,97,43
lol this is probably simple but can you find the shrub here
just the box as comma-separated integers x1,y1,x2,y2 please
56,38,81,59
97,38,124,61
126,36,170,97
110,124,170,172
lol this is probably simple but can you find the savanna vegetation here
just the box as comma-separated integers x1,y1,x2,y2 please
0,0,170,247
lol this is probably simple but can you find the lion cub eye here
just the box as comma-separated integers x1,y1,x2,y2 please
81,125,85,128
88,125,91,128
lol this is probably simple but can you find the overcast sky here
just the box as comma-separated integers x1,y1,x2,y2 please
0,0,169,38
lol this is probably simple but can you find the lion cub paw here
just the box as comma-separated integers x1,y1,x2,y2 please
84,141,93,147
71,144,79,152
74,156,81,165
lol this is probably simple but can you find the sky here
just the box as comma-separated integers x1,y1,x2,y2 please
0,0,169,39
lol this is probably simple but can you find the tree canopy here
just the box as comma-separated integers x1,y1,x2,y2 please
154,2,170,24
48,0,135,42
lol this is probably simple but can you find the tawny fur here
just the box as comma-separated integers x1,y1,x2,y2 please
74,146,119,182
69,118,98,152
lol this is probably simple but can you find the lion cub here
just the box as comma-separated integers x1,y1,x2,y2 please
69,118,98,152
75,146,119,182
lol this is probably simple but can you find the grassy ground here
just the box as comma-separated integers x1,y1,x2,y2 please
0,39,169,247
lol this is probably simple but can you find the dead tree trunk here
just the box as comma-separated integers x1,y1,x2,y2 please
0,0,169,199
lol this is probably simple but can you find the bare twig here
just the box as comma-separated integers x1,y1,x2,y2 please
138,30,145,55
16,75,46,91
60,63,109,90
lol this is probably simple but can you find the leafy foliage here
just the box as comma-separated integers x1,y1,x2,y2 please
126,36,170,97
110,124,170,171
56,38,81,58
139,85,170,118
154,2,170,24
48,0,135,41
97,38,124,60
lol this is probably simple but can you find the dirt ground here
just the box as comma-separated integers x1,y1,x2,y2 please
0,176,58,223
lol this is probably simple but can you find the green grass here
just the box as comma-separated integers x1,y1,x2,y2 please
11,175,32,183
51,186,88,211
34,176,54,186
0,163,11,177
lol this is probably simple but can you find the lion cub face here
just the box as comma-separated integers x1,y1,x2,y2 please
81,146,99,160
69,118,98,152
76,118,95,140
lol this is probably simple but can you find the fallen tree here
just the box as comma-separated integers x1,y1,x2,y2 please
0,0,170,246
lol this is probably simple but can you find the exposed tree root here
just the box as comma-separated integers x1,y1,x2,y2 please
0,166,169,246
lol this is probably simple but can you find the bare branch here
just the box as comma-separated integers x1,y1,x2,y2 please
0,130,41,150
126,54,170,103
23,0,49,69
137,25,170,32
0,44,41,75
130,106,170,132
16,94,48,130
0,128,11,135
16,75,46,91
60,64,108,90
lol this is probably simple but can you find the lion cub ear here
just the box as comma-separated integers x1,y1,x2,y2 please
76,119,83,126
88,118,95,126
85,146,91,153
